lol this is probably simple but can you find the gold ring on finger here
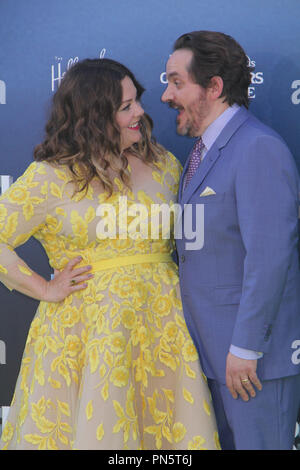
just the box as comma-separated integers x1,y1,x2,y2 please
241,378,250,383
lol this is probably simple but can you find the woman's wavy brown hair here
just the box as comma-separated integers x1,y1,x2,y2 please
34,58,167,196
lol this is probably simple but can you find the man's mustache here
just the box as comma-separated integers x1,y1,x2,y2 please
167,101,183,110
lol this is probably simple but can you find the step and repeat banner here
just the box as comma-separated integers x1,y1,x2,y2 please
0,0,300,442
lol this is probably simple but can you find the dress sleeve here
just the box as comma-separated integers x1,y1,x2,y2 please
0,161,49,290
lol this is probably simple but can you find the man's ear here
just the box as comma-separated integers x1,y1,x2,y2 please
207,76,224,100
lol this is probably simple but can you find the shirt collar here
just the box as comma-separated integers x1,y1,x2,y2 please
202,104,240,152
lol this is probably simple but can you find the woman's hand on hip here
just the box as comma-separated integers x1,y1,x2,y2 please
42,257,93,302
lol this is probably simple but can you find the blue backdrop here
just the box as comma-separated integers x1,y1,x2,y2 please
0,0,299,413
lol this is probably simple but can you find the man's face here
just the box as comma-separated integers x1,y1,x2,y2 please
161,49,211,137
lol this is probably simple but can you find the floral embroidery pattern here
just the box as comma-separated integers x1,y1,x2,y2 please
0,154,219,450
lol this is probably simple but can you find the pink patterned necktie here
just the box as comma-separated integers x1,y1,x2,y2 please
184,137,205,189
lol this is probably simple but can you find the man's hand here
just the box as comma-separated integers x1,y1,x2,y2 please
226,352,262,401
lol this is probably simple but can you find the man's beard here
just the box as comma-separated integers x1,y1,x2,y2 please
176,116,197,137
174,97,209,138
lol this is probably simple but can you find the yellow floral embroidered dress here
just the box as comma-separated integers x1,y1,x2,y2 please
0,152,219,450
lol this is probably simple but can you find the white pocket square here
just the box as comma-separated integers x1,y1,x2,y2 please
200,186,216,197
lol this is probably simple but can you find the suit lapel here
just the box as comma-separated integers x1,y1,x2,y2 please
180,146,221,205
178,148,191,202
179,106,250,205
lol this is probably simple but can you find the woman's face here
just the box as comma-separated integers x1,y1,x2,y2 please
115,76,145,151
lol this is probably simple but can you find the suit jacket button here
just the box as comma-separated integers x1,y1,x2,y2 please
180,255,185,262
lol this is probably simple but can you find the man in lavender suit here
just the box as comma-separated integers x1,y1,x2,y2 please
162,30,300,449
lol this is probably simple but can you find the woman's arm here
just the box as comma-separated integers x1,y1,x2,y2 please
1,256,92,302
0,162,92,302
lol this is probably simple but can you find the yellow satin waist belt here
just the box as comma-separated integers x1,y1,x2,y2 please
91,253,173,273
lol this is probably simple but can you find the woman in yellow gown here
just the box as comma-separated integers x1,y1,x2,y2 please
0,58,219,450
